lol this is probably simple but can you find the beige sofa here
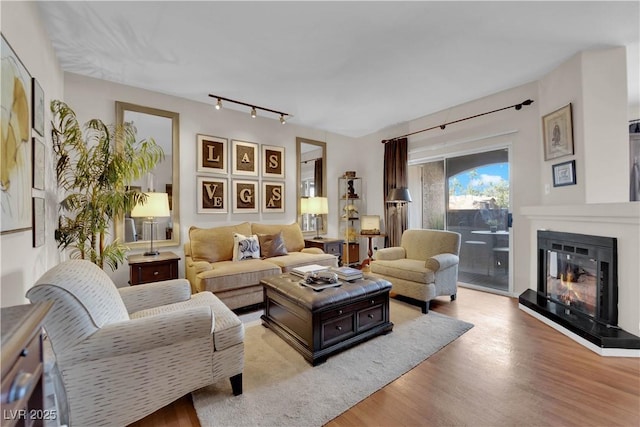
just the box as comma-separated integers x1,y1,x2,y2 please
369,229,461,314
185,222,338,309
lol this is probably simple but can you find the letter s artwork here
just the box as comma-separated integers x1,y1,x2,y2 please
263,182,285,213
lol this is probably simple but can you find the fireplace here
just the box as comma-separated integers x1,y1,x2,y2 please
519,230,639,352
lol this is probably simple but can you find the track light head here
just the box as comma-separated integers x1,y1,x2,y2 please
515,104,522,110
251,107,257,118
280,114,286,125
215,98,222,110
440,124,446,130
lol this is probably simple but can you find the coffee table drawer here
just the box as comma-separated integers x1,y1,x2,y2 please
358,304,384,331
321,314,355,347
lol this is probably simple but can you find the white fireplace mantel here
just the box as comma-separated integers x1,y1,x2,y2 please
520,202,640,225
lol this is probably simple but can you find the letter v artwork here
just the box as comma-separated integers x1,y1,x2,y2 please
197,177,227,213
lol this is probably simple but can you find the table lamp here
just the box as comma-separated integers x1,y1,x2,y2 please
131,192,170,256
306,196,328,239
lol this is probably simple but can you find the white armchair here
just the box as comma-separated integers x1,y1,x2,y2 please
369,229,461,313
26,259,244,427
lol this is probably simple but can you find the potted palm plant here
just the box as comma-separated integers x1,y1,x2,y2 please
51,100,164,270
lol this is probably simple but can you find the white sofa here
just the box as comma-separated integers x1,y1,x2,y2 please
27,259,244,427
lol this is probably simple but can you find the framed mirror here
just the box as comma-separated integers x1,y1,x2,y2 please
296,137,326,235
115,102,180,250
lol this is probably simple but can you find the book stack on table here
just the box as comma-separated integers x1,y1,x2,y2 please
332,266,363,281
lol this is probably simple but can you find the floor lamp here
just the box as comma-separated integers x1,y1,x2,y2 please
131,192,171,256
386,187,412,247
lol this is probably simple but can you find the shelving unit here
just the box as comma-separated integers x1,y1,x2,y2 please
338,175,362,266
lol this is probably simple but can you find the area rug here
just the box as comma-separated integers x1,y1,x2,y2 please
192,299,473,427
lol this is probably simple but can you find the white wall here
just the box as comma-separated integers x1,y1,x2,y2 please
63,73,360,285
0,1,64,307
359,47,639,336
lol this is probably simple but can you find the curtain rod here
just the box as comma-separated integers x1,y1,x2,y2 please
381,99,535,144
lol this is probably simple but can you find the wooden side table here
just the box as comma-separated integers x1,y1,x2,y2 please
304,238,344,265
360,233,386,269
128,251,180,285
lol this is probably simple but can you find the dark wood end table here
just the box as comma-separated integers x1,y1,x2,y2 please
128,251,180,285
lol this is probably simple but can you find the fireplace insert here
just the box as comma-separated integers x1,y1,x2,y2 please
537,231,617,326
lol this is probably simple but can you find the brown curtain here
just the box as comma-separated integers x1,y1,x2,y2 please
314,158,323,196
383,138,408,247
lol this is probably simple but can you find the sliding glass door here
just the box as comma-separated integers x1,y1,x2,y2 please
417,148,511,293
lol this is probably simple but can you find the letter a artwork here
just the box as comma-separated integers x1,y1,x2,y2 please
236,145,255,173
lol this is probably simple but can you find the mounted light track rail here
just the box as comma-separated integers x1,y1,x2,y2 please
208,94,291,124
382,99,534,143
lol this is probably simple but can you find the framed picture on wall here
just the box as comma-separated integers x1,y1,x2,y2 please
232,140,259,176
197,176,227,213
32,136,45,190
552,160,576,187
232,180,259,213
32,197,45,247
262,144,285,179
197,134,228,174
262,181,285,213
32,77,45,137
543,103,574,161
1,35,32,234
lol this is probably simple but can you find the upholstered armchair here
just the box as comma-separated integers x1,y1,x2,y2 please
26,260,244,427
369,229,461,313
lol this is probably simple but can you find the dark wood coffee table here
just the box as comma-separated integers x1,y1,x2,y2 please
260,273,393,365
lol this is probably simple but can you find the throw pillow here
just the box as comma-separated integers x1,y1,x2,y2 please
258,232,288,258
232,233,261,261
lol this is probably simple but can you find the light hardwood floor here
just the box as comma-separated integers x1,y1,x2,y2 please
130,287,640,426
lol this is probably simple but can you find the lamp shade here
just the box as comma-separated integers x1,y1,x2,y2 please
306,197,329,215
300,197,309,214
131,192,171,218
386,187,412,203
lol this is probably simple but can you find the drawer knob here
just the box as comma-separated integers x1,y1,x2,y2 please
8,372,34,403
153,271,159,275
371,300,375,304
20,348,29,357
338,309,343,315
336,326,342,331
368,313,374,319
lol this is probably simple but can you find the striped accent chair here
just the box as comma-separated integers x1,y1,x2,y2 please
27,259,244,427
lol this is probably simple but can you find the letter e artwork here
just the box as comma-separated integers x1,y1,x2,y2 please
197,177,227,213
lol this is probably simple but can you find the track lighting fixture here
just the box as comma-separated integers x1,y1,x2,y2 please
208,94,291,124
382,99,535,143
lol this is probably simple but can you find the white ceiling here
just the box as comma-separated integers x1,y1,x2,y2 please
37,1,640,137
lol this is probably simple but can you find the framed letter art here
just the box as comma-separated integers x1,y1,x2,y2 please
262,144,285,179
197,176,227,213
232,140,258,176
232,180,259,213
262,181,285,213
543,103,574,161
197,134,227,174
